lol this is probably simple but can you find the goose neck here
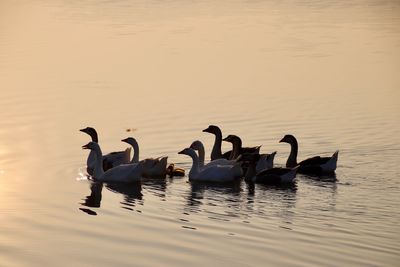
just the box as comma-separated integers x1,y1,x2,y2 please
286,139,298,168
187,150,200,178
210,130,223,160
197,142,206,168
230,137,242,160
129,139,139,163
91,132,98,143
92,145,105,178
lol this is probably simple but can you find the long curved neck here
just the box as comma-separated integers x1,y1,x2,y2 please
187,150,200,178
128,140,139,163
210,130,223,160
230,137,242,160
90,132,99,143
197,142,205,168
92,145,105,178
286,139,298,168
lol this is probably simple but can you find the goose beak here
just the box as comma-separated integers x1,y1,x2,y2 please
202,127,211,133
121,138,128,143
222,136,229,141
279,137,285,143
82,143,90,149
79,128,87,133
178,149,185,155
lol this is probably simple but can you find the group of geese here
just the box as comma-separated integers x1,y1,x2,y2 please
81,125,339,184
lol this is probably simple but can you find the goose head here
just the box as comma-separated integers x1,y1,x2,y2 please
202,125,221,135
80,127,98,142
222,134,240,144
178,148,191,156
121,137,137,146
178,147,198,158
279,134,297,144
82,141,99,151
189,140,203,151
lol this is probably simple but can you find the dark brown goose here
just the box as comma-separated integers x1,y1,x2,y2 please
242,153,297,184
279,134,339,174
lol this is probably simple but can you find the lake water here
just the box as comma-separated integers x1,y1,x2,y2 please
0,0,399,266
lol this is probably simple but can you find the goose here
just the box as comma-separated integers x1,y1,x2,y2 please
189,140,237,169
166,163,185,177
279,134,339,174
80,127,131,173
243,153,298,184
121,137,168,178
82,142,143,183
222,134,261,160
178,147,243,182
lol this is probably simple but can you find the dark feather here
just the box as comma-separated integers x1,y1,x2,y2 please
299,156,331,166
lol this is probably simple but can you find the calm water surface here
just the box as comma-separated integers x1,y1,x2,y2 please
0,0,399,266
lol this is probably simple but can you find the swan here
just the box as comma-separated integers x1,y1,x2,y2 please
121,137,168,178
80,127,131,173
279,134,339,174
222,134,261,160
178,147,243,182
82,142,143,183
189,140,237,169
243,153,298,184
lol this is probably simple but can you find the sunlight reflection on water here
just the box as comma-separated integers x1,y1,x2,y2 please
0,0,399,266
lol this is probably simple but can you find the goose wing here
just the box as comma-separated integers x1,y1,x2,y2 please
299,156,331,166
240,146,261,154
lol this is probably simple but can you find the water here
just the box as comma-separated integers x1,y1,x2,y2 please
0,0,399,266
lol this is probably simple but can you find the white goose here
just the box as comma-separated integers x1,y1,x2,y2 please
82,142,143,183
178,147,243,182
121,137,168,178
80,127,131,174
189,140,237,169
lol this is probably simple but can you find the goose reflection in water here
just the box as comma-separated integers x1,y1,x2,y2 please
142,178,168,200
79,181,143,214
184,180,243,214
246,182,298,229
106,182,143,211
299,172,339,213
80,181,103,215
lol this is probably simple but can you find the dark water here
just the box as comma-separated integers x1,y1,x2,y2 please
0,0,399,266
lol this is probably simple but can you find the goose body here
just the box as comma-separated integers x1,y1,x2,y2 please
243,153,297,184
122,137,168,178
252,167,298,184
82,142,143,183
80,127,131,174
280,134,339,174
190,140,237,169
178,148,242,182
